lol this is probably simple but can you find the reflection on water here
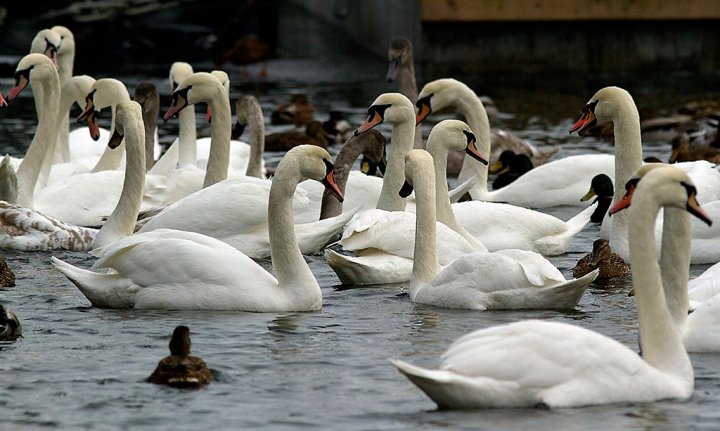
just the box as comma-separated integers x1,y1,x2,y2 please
1,65,720,429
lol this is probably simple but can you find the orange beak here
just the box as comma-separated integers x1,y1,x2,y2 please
0,92,6,107
608,187,636,216
569,110,597,134
355,111,383,135
323,169,344,202
7,75,29,100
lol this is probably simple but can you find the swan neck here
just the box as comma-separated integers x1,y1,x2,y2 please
659,207,692,327
245,101,265,178
319,136,363,219
455,91,491,193
143,105,158,172
93,108,146,248
177,107,197,165
268,163,320,301
16,72,61,208
612,103,642,204
411,162,440,296
202,93,231,188
629,196,691,374
376,120,414,211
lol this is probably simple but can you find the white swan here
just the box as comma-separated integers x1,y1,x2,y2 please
416,78,614,208
51,145,345,311
402,147,597,309
425,118,595,255
136,74,354,258
610,164,720,352
572,87,720,263
0,101,146,251
391,166,703,409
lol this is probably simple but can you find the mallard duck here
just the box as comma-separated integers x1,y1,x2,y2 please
490,150,534,189
270,94,315,126
264,121,328,152
580,174,614,223
0,257,15,287
573,239,630,279
0,304,21,341
147,326,212,388
669,131,720,164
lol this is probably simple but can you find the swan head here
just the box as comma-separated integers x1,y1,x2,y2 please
427,119,488,166
570,86,636,135
6,53,57,101
609,165,712,226
50,26,75,57
107,101,143,149
416,78,468,125
277,145,344,202
134,83,159,119
29,29,61,69
164,72,225,123
355,93,414,135
399,149,435,198
64,75,96,109
169,62,193,91
386,37,413,83
205,70,230,123
0,304,22,341
77,78,130,140
232,95,260,139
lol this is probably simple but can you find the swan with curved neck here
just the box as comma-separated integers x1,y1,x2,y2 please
170,62,197,166
612,164,720,352
391,166,704,409
571,87,720,262
0,102,147,251
49,25,75,163
51,145,344,311
416,78,615,207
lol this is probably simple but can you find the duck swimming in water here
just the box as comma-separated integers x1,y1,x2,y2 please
0,257,15,287
573,239,630,279
147,326,212,388
0,304,21,341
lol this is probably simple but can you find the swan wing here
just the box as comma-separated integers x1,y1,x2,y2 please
0,202,97,251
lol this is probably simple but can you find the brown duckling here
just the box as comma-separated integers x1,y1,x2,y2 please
270,94,315,126
0,304,21,341
148,326,212,388
573,239,630,279
264,121,328,152
0,257,15,288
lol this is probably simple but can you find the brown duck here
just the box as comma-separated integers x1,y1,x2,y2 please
573,239,630,279
270,94,315,126
0,257,15,287
147,326,212,388
0,304,21,341
264,121,328,152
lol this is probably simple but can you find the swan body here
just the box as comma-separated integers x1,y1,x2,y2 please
0,201,97,250
52,145,344,311
416,78,613,207
391,166,699,409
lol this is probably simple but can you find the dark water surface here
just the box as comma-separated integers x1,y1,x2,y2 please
2,60,720,429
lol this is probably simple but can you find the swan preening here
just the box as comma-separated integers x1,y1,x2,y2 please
392,166,708,409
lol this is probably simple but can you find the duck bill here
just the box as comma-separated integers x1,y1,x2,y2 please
465,141,489,166
687,194,712,226
164,97,188,122
580,188,597,202
608,188,635,216
7,76,29,100
569,111,597,134
323,170,344,202
87,111,101,141
0,92,6,107
206,105,212,124
489,160,505,174
355,111,383,135
108,129,124,149
416,102,431,125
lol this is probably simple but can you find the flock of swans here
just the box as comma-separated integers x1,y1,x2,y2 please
2,27,720,408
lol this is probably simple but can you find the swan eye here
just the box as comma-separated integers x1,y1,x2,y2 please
624,178,639,191
13,66,34,86
680,181,698,198
44,37,59,52
322,158,334,175
85,88,97,105
416,94,433,111
582,100,599,114
172,85,192,104
462,130,476,145
367,104,391,122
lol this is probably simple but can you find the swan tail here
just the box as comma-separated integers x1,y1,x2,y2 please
487,268,598,310
541,269,598,309
535,203,596,255
448,175,478,203
296,205,361,255
51,257,137,308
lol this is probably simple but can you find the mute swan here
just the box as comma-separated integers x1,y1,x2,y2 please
416,78,613,207
571,87,720,262
0,100,146,251
391,166,706,408
573,239,630,279
610,164,720,352
48,25,74,163
0,305,22,341
402,147,597,310
148,326,212,388
51,145,344,311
